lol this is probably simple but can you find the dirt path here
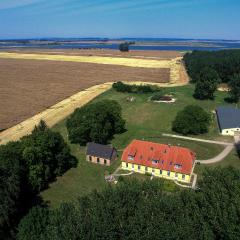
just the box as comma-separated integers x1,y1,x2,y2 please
162,133,234,146
196,145,234,164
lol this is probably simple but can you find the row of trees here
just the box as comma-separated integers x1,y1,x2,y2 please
0,121,77,238
184,50,240,102
112,81,160,93
67,100,125,145
17,167,240,240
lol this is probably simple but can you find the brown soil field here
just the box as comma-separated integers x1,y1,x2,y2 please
3,49,183,59
0,57,171,130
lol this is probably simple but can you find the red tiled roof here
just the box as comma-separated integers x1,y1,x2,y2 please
121,140,196,175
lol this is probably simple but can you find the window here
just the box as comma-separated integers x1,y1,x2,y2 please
174,164,182,169
126,163,128,168
97,158,100,163
145,166,148,172
160,170,162,175
132,164,134,169
152,169,155,173
182,175,185,180
89,156,92,162
175,173,178,178
128,155,134,160
104,159,107,165
138,165,141,170
152,160,159,164
167,171,170,176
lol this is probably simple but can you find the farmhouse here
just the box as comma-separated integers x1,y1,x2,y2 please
216,107,240,136
121,140,196,183
86,142,117,166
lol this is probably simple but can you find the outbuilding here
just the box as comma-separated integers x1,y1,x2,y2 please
216,107,240,136
86,142,117,166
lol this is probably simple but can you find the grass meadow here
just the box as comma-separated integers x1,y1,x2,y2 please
41,84,240,207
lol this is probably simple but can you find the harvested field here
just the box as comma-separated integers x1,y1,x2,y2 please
0,52,181,70
0,57,172,131
4,49,183,59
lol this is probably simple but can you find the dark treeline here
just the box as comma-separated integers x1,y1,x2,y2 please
112,81,160,93
0,121,77,239
184,50,240,83
17,167,240,240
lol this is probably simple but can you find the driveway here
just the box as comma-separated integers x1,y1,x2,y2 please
196,145,234,164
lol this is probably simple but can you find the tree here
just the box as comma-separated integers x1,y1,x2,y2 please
193,68,220,100
21,122,77,192
17,167,240,240
67,100,125,145
17,206,50,240
0,121,76,238
229,74,240,103
172,105,211,135
0,141,23,238
119,42,130,52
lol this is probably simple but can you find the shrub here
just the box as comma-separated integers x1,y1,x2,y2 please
67,100,125,145
113,81,159,94
172,105,211,135
150,92,164,101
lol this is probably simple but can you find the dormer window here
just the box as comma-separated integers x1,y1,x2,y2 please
174,164,182,169
152,160,159,164
128,155,134,161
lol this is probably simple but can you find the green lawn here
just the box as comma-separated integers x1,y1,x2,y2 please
41,84,239,207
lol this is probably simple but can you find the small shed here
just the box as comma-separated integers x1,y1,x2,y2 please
86,142,117,166
216,107,240,136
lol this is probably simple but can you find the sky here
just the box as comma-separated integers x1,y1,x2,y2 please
0,0,239,40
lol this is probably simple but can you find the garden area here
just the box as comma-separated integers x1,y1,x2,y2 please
41,84,240,207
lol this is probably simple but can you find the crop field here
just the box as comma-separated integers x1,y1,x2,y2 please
0,50,187,131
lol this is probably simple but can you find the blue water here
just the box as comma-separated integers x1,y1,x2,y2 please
1,38,240,51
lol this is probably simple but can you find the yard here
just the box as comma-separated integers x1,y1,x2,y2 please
41,84,240,207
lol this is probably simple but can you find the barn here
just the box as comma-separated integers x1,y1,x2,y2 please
86,142,117,166
216,107,240,136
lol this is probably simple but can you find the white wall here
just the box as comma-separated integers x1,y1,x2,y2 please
221,128,240,136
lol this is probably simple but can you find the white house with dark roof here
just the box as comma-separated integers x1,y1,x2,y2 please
216,107,240,136
86,142,117,166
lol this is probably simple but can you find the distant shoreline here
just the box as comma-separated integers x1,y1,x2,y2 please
0,38,240,51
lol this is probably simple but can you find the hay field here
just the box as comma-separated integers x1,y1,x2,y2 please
0,52,177,68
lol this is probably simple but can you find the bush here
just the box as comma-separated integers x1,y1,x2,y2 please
67,100,125,145
113,81,159,94
172,105,211,135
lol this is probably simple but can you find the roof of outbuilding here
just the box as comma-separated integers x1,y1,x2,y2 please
86,142,116,160
216,107,240,130
121,140,196,175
